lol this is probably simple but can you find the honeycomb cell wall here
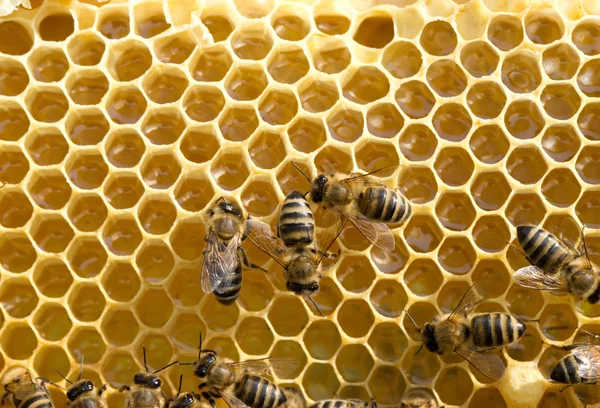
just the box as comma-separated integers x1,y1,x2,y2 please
0,0,599,407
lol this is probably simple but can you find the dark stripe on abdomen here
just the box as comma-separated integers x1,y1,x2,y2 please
471,314,493,347
214,264,242,305
20,394,52,408
493,314,504,346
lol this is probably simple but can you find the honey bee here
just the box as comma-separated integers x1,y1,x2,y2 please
246,190,343,315
167,375,214,408
308,399,377,408
405,284,513,381
181,334,298,408
512,224,600,304
119,346,178,408
2,367,54,408
401,388,441,408
293,162,411,252
202,197,265,305
54,357,107,408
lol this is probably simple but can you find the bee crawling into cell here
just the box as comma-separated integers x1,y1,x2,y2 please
2,366,54,408
400,388,443,408
119,346,178,408
179,333,298,408
246,189,344,316
50,356,107,408
201,197,267,305
292,162,411,253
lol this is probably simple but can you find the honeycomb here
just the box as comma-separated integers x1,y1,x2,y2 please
1,0,600,406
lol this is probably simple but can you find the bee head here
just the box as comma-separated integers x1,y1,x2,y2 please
310,175,328,203
421,323,439,353
66,380,94,401
286,281,319,295
212,200,242,219
194,351,217,378
180,393,196,407
133,372,162,389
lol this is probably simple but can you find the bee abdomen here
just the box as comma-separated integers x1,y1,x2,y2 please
309,400,364,408
214,262,242,305
72,397,104,408
587,279,600,304
471,313,525,348
358,187,411,225
16,393,53,408
279,191,315,247
517,226,571,275
235,375,287,408
551,355,582,384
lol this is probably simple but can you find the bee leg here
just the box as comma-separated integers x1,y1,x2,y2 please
559,385,573,392
35,377,55,395
1,392,10,405
119,385,131,393
238,247,267,273
201,392,217,407
98,384,107,396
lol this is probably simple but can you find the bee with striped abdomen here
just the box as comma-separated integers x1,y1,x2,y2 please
549,331,600,391
293,162,411,252
308,399,377,408
182,334,297,408
202,197,265,305
2,367,53,408
119,346,178,408
401,388,441,408
247,190,343,314
512,224,600,304
55,357,107,408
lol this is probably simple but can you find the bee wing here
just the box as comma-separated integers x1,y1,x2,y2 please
201,230,236,294
513,266,571,292
571,345,600,381
6,375,37,400
455,346,505,381
246,219,288,268
231,356,299,377
315,210,346,265
346,211,395,252
342,166,399,186
448,283,484,322
218,389,248,408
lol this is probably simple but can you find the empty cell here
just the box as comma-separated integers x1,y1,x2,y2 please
137,195,177,235
184,85,224,123
0,278,38,318
270,341,306,380
237,268,274,312
249,130,287,170
488,15,523,51
336,344,374,382
437,237,476,275
190,46,233,82
311,39,351,74
174,173,214,212
65,108,109,146
420,20,457,56
66,70,109,105
368,366,404,405
102,215,143,255
471,171,511,211
30,213,74,253
435,367,473,405
578,59,600,98
168,312,205,350
506,145,548,184
231,25,273,60
303,363,340,401
432,103,472,142
258,89,298,126
25,87,69,123
102,262,141,302
368,322,407,362
472,215,510,253
68,283,106,322
404,302,442,341
327,107,363,143
336,255,375,293
169,217,205,260
337,299,374,338
154,31,195,64
134,287,173,328
426,60,467,98
102,309,139,347
268,296,308,337
353,12,394,49
339,222,370,251
141,108,186,145
0,102,30,142
577,146,600,184
539,304,578,342
106,86,147,125
370,279,407,318
506,283,545,319
142,66,188,104
104,173,144,209
542,168,581,208
469,388,507,408
504,100,545,140
472,259,510,298
466,81,506,119
109,40,152,81
25,128,68,166
180,127,220,164
167,265,203,307
434,147,474,187
0,189,33,228
543,43,580,81
0,148,29,184
342,66,389,104
460,41,499,78
66,152,109,190
202,13,234,42
398,167,437,204
573,19,600,56
98,10,129,39
33,259,73,298
1,323,37,359
304,320,342,360
287,117,326,153
68,33,105,66
382,41,422,79
267,46,310,85
28,48,69,82
140,151,182,189
134,4,170,38
0,21,33,55
576,191,600,228
240,179,279,217
524,8,564,45
275,161,311,198
314,145,353,175
404,259,443,296
104,130,144,168
505,193,546,226
28,170,72,210
314,11,350,35
271,6,310,41
210,151,250,191
67,236,107,278
136,336,173,372
298,79,338,113
403,215,443,253
395,80,436,119
540,84,581,120
219,105,259,142
355,140,399,173
435,191,476,231
579,102,600,141
367,103,404,139
469,125,509,164
401,345,440,385
501,51,542,93
33,303,72,341
102,351,137,388
0,58,28,96
235,316,274,354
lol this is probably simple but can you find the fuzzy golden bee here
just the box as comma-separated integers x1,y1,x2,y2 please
2,367,53,408
400,388,441,408
293,163,411,252
54,358,107,408
513,224,600,304
549,331,600,388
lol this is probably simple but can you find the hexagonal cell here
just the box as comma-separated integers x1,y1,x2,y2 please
506,145,548,185
298,78,338,114
67,193,107,232
210,151,250,191
64,108,109,147
403,258,443,297
140,151,182,190
506,283,545,319
314,6,350,35
234,316,274,355
0,102,30,142
326,107,363,143
573,19,600,56
68,327,105,366
543,43,580,81
356,141,399,173
174,172,214,213
578,102,600,141
460,41,499,78
437,237,476,276
435,192,476,231
219,105,259,142
66,70,109,106
539,304,578,342
168,311,205,351
420,20,457,56
68,32,105,66
248,130,287,170
102,215,143,256
271,5,310,41
183,85,224,123
136,240,174,283
32,259,73,298
106,86,147,125
108,40,152,82
382,41,422,79
540,84,581,120
169,217,205,260
368,366,405,405
201,12,234,42
577,191,600,228
24,128,68,167
104,173,144,209
0,188,32,229
524,8,564,44
28,47,68,82
471,171,511,212
505,193,547,227
304,320,341,360
267,45,309,85
66,236,107,279
579,59,600,99
231,24,273,60
501,50,542,94
395,80,436,119
335,255,375,294
102,351,137,388
105,130,146,168
25,87,69,123
142,66,188,104
469,125,510,165
141,108,186,146
303,363,340,401
286,116,326,154
435,367,473,406
190,45,233,82
65,151,108,190
337,299,375,338
402,344,440,385
335,344,374,383
542,168,581,208
469,388,507,408
267,296,308,337
311,38,351,74
33,303,72,341
235,268,273,312
0,231,36,273
370,279,407,318
68,283,106,322
472,215,511,253
102,261,140,303
38,12,74,41
258,89,298,126
399,124,442,164
134,287,173,328
577,145,600,184
314,146,354,177
504,100,545,140
179,127,219,164
137,195,177,236
30,213,74,253
471,259,510,299
367,323,407,364
434,147,474,187
97,8,130,39
0,58,28,96
403,214,443,254
0,21,33,56
432,103,472,142
101,309,139,347
154,31,195,64
1,323,37,359
466,81,506,119
398,166,438,205
365,103,404,139
426,60,467,98
342,66,389,105
0,278,37,318
488,15,523,51
0,147,29,184
239,179,278,218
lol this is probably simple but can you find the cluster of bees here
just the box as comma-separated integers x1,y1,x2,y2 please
3,165,600,408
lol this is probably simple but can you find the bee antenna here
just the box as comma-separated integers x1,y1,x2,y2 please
216,197,227,204
78,354,84,381
198,332,203,359
143,346,149,373
415,343,424,356
153,360,179,375
291,161,312,184
306,296,324,318
404,310,421,331
176,374,183,398
54,368,73,385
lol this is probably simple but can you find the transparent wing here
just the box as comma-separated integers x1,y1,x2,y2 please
347,211,395,252
315,210,346,265
246,219,288,268
219,388,249,408
455,346,505,381
513,266,571,292
559,217,593,270
201,230,238,294
231,357,299,378
342,166,399,187
7,374,37,400
572,345,600,381
448,284,484,322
